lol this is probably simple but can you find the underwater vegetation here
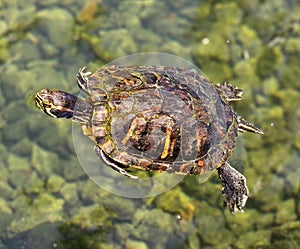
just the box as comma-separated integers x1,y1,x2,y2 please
0,0,300,248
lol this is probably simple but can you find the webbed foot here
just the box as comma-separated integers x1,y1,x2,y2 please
218,162,249,213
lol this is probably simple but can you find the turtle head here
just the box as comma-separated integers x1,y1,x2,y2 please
35,89,92,123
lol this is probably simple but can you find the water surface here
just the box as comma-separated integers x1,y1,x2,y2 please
0,0,300,248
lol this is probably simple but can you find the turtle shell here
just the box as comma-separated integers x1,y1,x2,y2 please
80,65,238,175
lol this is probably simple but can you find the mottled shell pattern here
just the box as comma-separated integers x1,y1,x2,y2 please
78,65,238,175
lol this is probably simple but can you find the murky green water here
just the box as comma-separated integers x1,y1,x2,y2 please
0,0,300,248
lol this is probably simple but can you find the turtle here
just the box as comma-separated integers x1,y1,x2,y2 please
35,65,263,213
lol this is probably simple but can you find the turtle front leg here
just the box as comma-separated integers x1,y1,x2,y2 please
217,162,249,213
95,146,138,179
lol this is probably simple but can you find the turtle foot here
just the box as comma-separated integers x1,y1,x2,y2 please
218,162,249,213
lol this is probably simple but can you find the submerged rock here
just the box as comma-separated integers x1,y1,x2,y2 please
36,8,74,48
271,221,300,248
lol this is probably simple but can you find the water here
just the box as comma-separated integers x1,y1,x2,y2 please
0,0,300,248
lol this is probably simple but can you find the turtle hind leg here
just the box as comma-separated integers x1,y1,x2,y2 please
217,162,249,213
94,146,138,179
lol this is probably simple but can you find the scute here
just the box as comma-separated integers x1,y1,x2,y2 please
83,65,238,175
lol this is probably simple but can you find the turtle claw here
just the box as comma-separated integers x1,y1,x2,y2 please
95,146,138,179
218,162,249,213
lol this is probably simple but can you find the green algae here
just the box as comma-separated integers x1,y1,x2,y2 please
271,221,300,248
31,144,60,177
58,204,114,249
72,205,114,229
0,181,15,200
0,198,13,215
262,77,280,96
275,199,297,224
7,193,64,235
36,8,74,48
193,34,231,62
280,62,300,89
194,202,229,247
277,153,300,197
10,138,33,157
154,187,196,219
125,239,149,249
274,88,300,113
62,157,86,180
131,208,178,248
0,0,300,248
32,192,64,213
23,171,45,194
256,46,284,78
60,182,79,206
46,174,65,193
235,230,271,249
7,154,31,188
236,25,261,52
198,60,233,82
214,2,243,26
